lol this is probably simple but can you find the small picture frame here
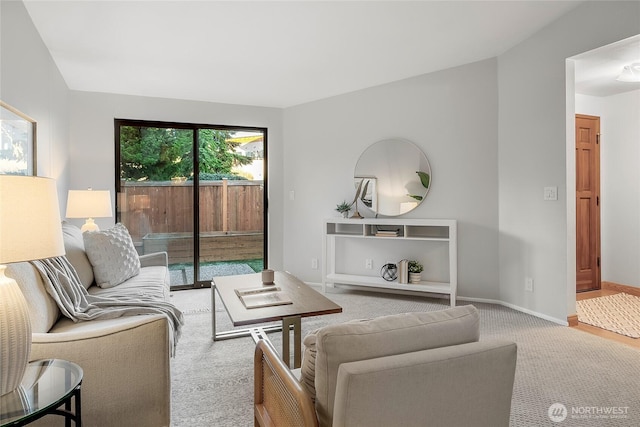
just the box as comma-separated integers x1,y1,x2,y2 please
1,101,37,176
355,176,377,212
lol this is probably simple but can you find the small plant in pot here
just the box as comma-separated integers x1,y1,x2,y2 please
335,201,351,218
408,260,423,284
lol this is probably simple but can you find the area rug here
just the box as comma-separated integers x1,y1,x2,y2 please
577,292,640,338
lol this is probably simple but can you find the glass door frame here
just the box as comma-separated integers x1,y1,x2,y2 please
114,118,268,289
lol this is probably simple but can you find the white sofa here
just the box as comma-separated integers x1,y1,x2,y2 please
7,222,174,427
255,305,518,427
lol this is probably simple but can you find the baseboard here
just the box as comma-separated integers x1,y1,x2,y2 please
311,282,569,326
602,281,640,298
458,296,569,326
305,281,323,289
567,314,579,327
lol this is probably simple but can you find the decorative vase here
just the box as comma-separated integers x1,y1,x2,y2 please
398,260,409,284
380,263,398,282
0,267,32,396
409,272,421,284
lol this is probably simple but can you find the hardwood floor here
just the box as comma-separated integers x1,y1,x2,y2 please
573,285,640,350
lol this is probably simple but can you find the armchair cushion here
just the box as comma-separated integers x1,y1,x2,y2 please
332,340,517,427
83,223,141,288
89,265,170,301
307,305,480,427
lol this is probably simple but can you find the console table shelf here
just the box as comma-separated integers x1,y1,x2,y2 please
323,218,457,306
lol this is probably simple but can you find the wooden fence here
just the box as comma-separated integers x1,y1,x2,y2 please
119,180,264,263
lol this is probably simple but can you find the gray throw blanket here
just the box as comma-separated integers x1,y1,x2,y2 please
31,256,184,356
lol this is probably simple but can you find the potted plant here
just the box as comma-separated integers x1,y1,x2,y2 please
336,201,351,218
408,260,423,284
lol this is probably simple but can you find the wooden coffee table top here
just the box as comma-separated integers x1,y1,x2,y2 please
212,271,342,326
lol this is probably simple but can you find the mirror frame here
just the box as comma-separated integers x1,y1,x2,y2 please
354,138,431,217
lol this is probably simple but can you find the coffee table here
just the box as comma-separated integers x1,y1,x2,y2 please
212,271,342,368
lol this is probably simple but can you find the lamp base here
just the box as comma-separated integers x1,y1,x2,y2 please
80,218,100,233
0,265,32,396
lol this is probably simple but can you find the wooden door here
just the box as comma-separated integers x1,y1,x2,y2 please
575,114,601,292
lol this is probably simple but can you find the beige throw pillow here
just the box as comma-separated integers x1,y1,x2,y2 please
61,221,95,289
83,223,140,288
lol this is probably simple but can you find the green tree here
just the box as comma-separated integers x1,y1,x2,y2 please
197,129,252,175
119,126,252,181
120,126,193,180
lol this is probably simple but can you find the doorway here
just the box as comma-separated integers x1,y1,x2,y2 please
575,114,601,292
115,119,267,289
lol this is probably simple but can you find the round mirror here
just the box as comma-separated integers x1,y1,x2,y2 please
354,138,431,216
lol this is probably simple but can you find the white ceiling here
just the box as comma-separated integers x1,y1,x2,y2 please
21,1,635,108
573,35,640,97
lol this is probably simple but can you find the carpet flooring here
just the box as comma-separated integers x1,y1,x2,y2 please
169,263,255,287
169,288,640,426
577,293,640,339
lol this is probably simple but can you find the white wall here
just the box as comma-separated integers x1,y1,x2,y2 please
68,92,285,269
0,0,70,206
603,90,640,288
498,1,640,323
5,0,639,323
1,1,286,269
283,59,500,300
577,91,640,288
575,94,605,118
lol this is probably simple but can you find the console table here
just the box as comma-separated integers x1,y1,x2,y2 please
323,218,457,306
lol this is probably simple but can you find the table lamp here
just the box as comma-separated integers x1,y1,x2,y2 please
0,175,65,395
65,189,113,232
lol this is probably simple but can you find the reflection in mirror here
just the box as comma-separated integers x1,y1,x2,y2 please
354,139,431,216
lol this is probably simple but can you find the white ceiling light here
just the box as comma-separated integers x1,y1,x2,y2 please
616,63,640,82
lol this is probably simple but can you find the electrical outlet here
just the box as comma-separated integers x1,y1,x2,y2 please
525,277,534,292
311,258,318,269
365,259,373,269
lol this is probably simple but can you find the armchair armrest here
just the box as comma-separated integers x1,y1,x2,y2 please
139,251,168,268
254,339,318,427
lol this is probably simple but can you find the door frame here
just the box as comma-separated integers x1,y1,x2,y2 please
114,119,268,289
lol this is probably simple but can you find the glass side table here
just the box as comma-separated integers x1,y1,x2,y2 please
0,359,83,426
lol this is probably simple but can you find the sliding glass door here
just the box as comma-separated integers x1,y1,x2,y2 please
115,120,267,289
195,129,266,285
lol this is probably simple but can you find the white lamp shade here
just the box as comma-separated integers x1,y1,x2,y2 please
66,190,113,219
0,175,65,264
0,175,65,395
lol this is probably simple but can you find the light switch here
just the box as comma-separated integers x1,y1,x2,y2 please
544,186,558,201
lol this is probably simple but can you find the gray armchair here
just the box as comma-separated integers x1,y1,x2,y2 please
254,305,517,427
